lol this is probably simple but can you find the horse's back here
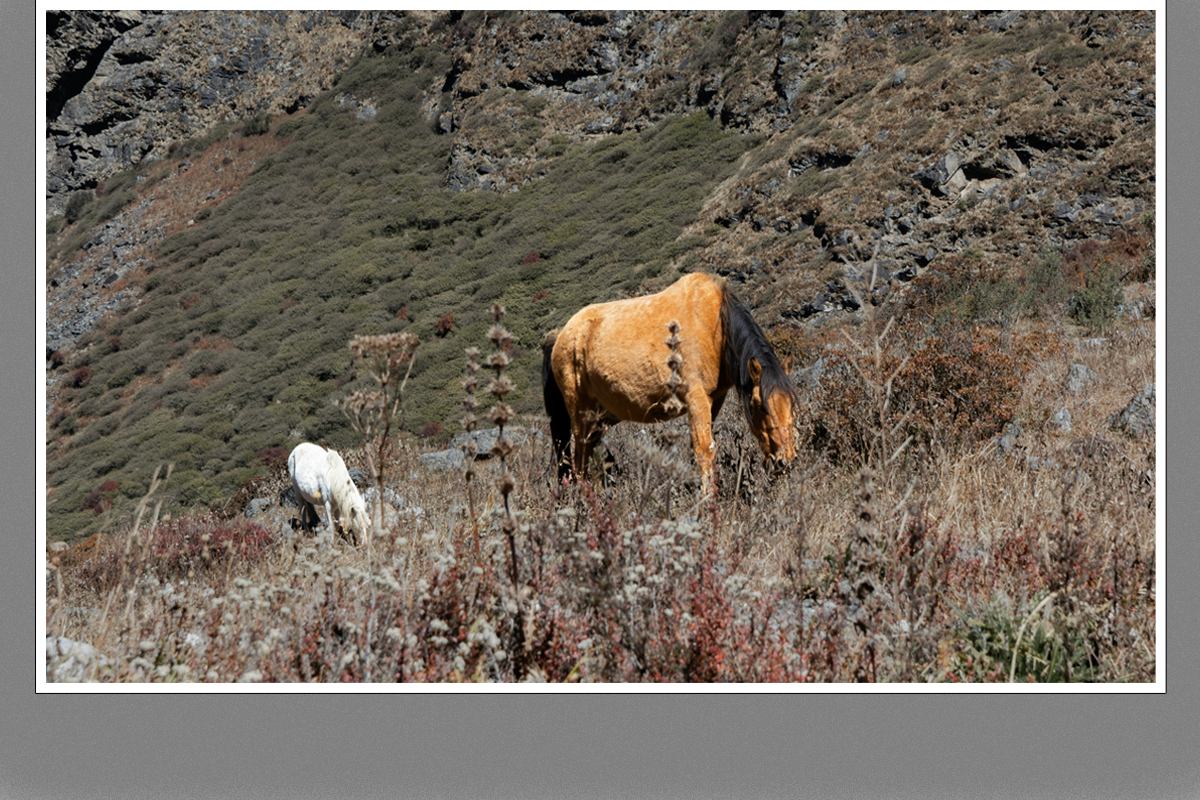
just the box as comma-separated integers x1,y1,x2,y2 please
552,273,726,422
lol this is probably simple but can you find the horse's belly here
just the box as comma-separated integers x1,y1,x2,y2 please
591,378,680,424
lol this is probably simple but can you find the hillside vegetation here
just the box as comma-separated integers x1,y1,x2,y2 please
45,11,1155,682
46,50,758,539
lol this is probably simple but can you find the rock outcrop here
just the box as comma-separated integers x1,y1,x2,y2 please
46,10,388,213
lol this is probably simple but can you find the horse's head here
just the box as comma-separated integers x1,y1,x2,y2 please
746,357,797,473
346,492,370,542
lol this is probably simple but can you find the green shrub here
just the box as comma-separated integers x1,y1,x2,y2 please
1068,257,1123,332
242,114,271,137
64,191,92,224
897,45,934,65
1020,246,1070,314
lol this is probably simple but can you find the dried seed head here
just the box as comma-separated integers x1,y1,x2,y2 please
490,402,515,425
491,437,514,460
662,396,685,416
489,375,513,397
488,322,513,349
350,332,419,362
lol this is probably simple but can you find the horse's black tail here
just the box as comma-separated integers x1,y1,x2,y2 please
542,331,572,484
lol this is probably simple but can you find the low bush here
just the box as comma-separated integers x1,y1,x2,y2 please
811,318,1059,464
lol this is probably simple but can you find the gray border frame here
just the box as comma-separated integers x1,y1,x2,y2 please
12,6,1196,800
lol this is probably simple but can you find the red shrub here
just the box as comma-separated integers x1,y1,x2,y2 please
151,515,275,577
531,290,549,302
254,445,290,469
48,350,67,368
435,313,455,337
418,422,445,438
521,251,541,265
81,479,121,514
395,305,408,321
69,515,277,592
71,366,91,387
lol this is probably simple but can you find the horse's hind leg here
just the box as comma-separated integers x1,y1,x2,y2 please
572,419,595,482
299,501,318,533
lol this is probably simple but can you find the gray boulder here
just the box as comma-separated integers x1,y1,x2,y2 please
450,426,536,457
1110,383,1155,438
362,485,405,510
417,448,466,472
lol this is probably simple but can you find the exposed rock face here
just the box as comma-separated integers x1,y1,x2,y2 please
46,10,385,213
48,10,1156,252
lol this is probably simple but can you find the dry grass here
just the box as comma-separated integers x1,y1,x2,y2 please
46,298,1155,683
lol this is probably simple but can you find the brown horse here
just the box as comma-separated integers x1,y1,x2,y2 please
542,272,798,491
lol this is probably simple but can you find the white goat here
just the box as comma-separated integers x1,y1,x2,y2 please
287,442,369,544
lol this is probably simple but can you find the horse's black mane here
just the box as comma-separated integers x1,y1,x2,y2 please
718,284,798,423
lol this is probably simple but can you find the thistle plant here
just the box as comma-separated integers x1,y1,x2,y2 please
662,321,686,514
486,304,517,528
485,303,526,676
461,345,481,559
841,468,884,682
337,332,419,539
664,321,685,417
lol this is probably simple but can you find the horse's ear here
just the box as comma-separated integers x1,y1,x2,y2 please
747,357,762,384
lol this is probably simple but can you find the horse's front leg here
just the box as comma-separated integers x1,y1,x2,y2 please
685,389,717,495
324,499,336,537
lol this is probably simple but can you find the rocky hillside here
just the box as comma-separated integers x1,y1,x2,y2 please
46,10,395,212
44,10,1156,540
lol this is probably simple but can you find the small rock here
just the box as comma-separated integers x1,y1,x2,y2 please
245,497,271,517
1051,407,1072,434
362,485,405,509
1064,363,1098,394
46,636,109,682
1053,201,1081,223
793,357,826,392
995,422,1022,456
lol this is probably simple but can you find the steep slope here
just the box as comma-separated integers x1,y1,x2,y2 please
44,10,1156,541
